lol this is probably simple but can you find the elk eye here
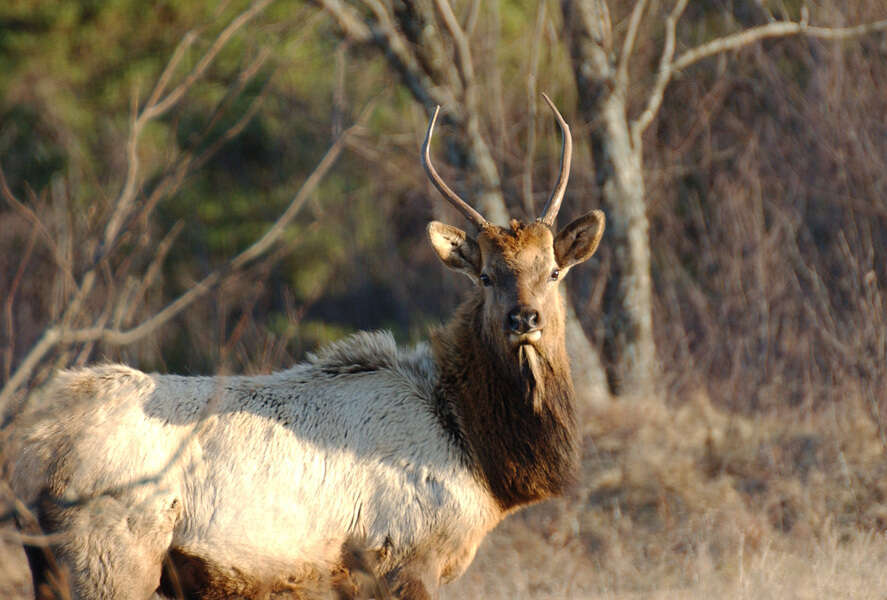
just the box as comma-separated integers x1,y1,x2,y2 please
550,269,560,281
479,273,492,287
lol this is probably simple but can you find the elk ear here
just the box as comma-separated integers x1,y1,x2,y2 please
554,209,605,269
427,221,481,277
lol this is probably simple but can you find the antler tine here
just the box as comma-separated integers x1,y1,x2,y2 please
422,106,488,229
539,93,572,227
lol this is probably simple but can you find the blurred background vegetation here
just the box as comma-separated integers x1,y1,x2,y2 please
0,0,439,375
2,0,887,597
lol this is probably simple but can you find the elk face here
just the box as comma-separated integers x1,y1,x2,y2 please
423,94,604,361
427,213,604,358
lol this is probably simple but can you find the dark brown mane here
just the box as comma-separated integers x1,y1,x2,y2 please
431,290,579,511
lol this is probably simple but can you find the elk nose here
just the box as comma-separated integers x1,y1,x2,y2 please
507,307,540,334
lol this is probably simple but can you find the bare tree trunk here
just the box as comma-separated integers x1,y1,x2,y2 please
562,0,658,397
598,97,657,397
565,297,611,409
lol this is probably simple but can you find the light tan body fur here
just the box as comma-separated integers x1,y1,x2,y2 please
8,334,505,598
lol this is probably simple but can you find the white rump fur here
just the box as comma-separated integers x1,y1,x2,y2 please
8,331,501,596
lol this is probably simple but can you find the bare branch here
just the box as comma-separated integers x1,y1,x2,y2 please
190,68,276,173
118,221,185,329
234,119,368,270
134,65,274,234
631,0,689,148
464,0,481,37
314,0,372,43
3,223,38,382
100,122,358,337
102,0,273,255
0,480,72,599
435,0,506,224
671,18,887,73
1,529,69,547
434,0,476,92
319,0,506,223
523,0,547,216
0,165,76,287
616,0,649,92
632,9,887,145
318,0,455,110
0,327,61,418
0,112,367,418
142,29,201,114
191,47,273,149
140,0,274,122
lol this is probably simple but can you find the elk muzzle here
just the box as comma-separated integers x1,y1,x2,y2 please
507,306,542,345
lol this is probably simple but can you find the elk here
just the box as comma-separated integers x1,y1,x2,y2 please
4,95,604,600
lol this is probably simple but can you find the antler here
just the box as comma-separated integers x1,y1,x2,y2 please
539,93,572,227
422,106,488,229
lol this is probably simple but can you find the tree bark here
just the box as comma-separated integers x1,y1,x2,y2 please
565,297,611,409
562,0,658,397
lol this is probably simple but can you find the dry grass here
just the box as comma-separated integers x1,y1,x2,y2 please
445,521,887,599
442,388,887,599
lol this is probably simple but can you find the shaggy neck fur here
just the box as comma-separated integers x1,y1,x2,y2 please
431,292,579,512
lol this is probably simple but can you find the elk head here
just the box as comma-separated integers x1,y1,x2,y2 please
424,95,605,380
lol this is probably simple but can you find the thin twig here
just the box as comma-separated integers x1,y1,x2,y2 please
0,481,72,599
83,120,357,338
143,30,201,112
134,54,277,256
190,47,272,150
3,222,38,382
0,109,369,417
0,327,61,420
0,165,76,288
631,0,689,147
464,0,481,37
632,11,887,145
141,0,274,122
73,260,116,367
103,0,273,255
434,0,476,92
314,0,372,43
318,0,454,110
190,69,276,173
119,221,185,328
523,0,547,216
616,0,649,92
672,18,887,73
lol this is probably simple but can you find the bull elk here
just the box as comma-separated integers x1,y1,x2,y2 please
5,95,604,599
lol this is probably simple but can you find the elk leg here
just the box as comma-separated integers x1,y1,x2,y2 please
39,493,180,600
22,543,66,600
17,491,72,600
385,562,439,600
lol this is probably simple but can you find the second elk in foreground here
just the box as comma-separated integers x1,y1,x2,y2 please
6,95,605,599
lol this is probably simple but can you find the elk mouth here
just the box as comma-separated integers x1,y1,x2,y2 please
509,330,542,346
